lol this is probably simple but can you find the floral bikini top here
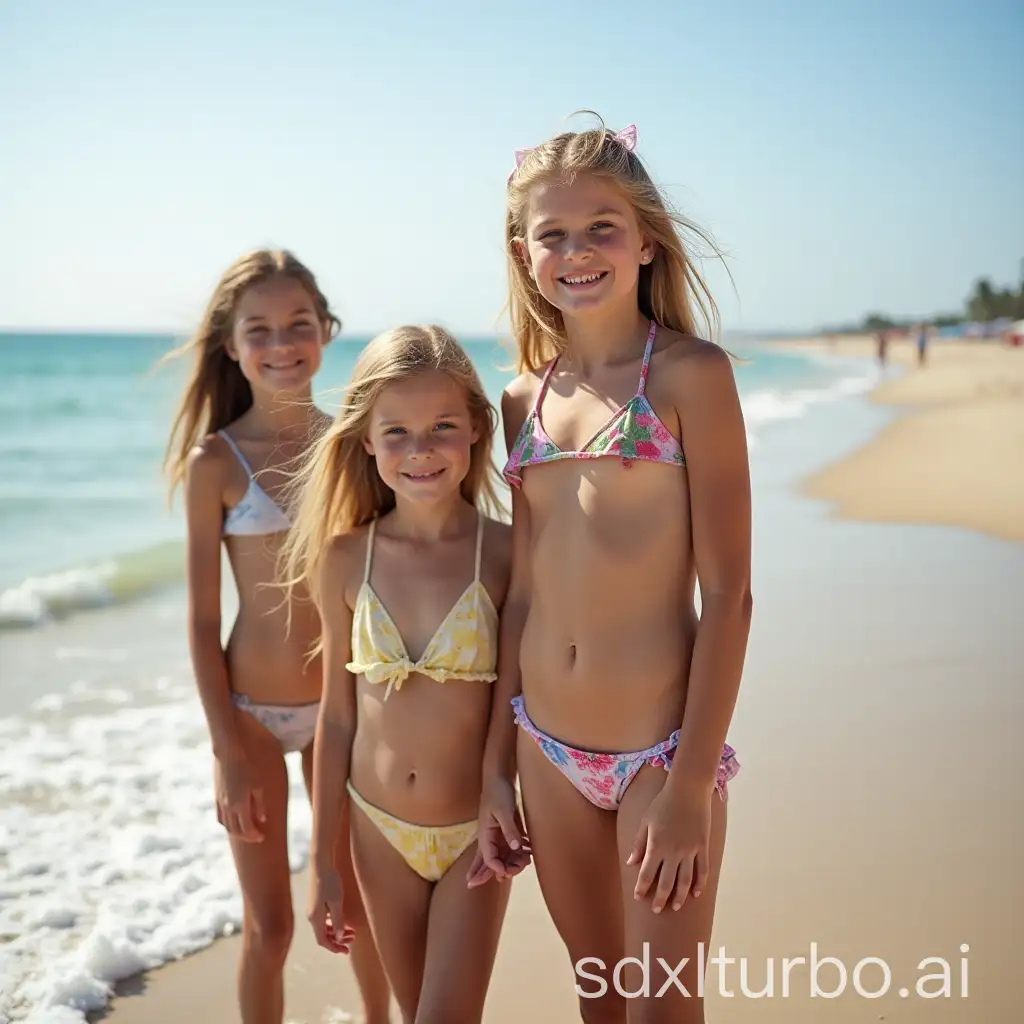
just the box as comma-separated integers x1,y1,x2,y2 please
502,320,685,488
346,514,499,699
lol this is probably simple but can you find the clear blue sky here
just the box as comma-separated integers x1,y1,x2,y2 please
1,0,1021,335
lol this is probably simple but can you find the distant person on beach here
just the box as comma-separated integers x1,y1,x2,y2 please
163,250,391,1024
872,327,888,368
280,326,526,1022
916,323,929,366
875,330,889,369
470,116,747,1023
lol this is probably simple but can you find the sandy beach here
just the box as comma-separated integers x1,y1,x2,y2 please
790,334,1024,543
86,342,1024,1024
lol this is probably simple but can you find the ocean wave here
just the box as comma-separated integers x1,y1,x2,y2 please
0,542,185,630
740,365,877,445
0,690,312,1023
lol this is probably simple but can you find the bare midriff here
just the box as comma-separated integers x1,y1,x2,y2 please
518,456,697,753
349,674,491,826
223,534,323,705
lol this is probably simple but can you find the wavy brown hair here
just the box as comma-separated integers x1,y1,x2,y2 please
505,112,728,373
161,249,340,497
278,325,504,619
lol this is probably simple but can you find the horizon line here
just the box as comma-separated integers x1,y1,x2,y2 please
0,323,805,340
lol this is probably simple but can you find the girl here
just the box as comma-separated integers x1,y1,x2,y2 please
279,325,527,1024
472,119,750,1024
164,249,391,1024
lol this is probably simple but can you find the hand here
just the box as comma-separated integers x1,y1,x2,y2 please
214,751,266,843
467,776,532,888
308,863,355,955
627,778,713,914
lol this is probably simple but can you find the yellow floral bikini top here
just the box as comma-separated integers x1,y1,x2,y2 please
346,514,499,699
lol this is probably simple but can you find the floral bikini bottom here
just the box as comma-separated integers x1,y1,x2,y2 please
511,695,739,811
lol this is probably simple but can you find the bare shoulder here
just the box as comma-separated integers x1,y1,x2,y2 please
505,366,544,398
188,431,230,468
657,329,734,375
318,525,372,613
183,433,230,498
323,525,369,581
480,515,513,606
482,515,512,564
655,331,740,408
501,369,542,418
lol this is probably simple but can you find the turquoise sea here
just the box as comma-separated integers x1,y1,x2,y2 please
0,330,878,628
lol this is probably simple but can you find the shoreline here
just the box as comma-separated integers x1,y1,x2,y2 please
780,334,1024,544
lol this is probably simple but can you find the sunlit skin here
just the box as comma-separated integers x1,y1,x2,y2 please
471,171,752,1024
308,368,522,1022
184,273,391,1024
363,371,480,508
227,275,326,396
518,174,656,327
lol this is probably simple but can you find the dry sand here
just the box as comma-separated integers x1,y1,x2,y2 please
790,334,1024,542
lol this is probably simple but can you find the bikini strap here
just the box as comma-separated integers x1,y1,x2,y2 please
534,354,561,410
474,513,484,581
636,320,658,397
363,518,377,583
218,429,254,477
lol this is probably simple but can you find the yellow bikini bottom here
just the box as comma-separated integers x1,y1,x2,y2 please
346,781,478,882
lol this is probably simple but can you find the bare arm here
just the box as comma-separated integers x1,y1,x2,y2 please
481,386,533,784
467,384,537,881
668,345,752,791
309,536,359,873
183,442,241,759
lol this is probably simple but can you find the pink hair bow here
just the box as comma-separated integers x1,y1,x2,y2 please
509,123,638,182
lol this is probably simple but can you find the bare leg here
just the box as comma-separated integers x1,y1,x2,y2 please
350,798,433,1023
517,731,628,1024
616,766,728,1024
301,747,392,1024
415,842,511,1023
228,711,296,1024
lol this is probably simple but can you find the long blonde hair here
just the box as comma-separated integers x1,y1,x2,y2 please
279,325,503,613
505,112,726,373
161,249,340,496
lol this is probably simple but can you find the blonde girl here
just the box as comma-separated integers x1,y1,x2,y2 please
472,118,750,1024
280,325,527,1023
164,249,390,1024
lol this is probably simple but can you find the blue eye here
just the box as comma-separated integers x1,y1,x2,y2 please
384,427,406,436
435,422,456,431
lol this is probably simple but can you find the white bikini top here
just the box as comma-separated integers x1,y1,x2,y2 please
219,430,291,536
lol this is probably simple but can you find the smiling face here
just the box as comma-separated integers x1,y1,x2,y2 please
226,275,326,395
363,370,479,508
517,172,655,320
